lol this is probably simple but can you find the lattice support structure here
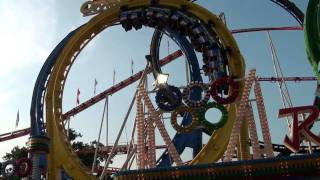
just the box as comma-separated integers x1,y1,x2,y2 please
254,79,274,158
246,103,261,159
138,84,183,166
225,69,275,161
136,94,146,169
146,117,156,168
225,69,256,161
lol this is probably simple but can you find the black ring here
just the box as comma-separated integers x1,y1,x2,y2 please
156,85,182,111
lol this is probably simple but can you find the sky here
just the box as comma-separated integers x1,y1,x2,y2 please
0,0,313,167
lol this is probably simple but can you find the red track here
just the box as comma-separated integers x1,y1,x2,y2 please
231,26,302,34
258,77,317,82
0,127,30,142
90,166,120,175
76,144,167,155
0,26,306,142
63,26,303,119
0,51,183,142
63,50,183,119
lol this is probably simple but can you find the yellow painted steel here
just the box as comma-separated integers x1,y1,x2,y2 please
45,0,245,178
186,1,245,164
45,5,121,180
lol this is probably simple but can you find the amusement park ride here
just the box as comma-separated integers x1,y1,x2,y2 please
1,0,320,179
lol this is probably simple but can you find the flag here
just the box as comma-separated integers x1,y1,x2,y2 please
15,110,19,127
219,12,226,25
94,78,98,95
113,68,116,86
10,110,20,136
167,36,170,55
131,59,134,75
76,88,80,105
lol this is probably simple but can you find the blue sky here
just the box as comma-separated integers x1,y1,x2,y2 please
0,0,313,165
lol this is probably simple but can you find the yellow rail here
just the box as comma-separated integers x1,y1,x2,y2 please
45,0,245,179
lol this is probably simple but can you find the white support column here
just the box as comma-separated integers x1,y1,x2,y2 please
31,154,41,180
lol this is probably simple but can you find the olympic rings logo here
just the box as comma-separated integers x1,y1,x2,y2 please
155,77,239,133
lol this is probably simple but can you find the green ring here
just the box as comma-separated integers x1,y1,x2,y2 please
198,102,228,132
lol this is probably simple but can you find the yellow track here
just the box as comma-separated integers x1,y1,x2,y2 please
45,0,245,179
187,1,245,164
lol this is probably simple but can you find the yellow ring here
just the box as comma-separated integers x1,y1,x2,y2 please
171,107,199,133
45,0,245,178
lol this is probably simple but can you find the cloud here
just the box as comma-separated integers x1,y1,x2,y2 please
0,0,57,76
0,1,58,149
0,89,16,116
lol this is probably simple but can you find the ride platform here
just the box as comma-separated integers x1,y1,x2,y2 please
114,154,320,179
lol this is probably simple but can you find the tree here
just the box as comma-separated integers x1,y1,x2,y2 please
2,146,28,180
73,140,105,167
3,146,28,161
3,128,107,177
68,128,83,142
67,129,106,167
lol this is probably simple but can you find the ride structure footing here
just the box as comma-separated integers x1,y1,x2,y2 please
114,154,320,179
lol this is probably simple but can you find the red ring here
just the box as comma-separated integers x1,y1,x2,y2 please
210,77,240,104
16,157,32,178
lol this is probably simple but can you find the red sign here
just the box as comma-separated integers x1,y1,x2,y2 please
278,106,319,152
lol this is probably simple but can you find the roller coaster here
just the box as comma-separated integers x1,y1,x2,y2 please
1,0,320,179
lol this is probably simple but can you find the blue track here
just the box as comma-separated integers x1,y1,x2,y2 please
30,26,84,136
150,29,203,167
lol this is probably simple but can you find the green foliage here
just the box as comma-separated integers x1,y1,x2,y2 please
3,128,107,169
68,128,83,142
3,146,28,161
68,129,106,167
73,140,105,167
